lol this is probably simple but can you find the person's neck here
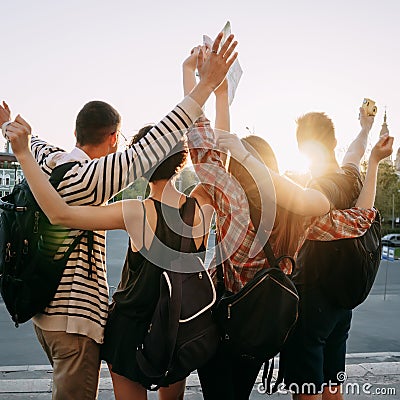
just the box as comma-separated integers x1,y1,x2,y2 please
310,158,341,178
149,180,182,204
76,143,110,160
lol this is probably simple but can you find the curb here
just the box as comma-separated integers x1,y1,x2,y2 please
1,352,399,374
0,351,400,373
1,355,400,394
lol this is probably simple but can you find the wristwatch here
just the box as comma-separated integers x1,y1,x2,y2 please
1,121,12,140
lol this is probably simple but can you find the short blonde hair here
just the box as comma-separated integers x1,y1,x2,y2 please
296,112,336,152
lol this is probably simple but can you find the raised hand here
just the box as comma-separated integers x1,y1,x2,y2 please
359,106,374,132
370,133,394,163
183,46,201,72
182,46,203,96
0,101,11,126
5,115,31,156
196,32,238,91
216,130,248,163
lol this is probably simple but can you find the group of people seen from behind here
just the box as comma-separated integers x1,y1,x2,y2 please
0,31,393,400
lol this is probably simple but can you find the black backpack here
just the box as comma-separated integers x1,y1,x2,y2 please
135,197,219,390
0,162,90,327
213,242,299,361
213,237,299,393
294,210,382,309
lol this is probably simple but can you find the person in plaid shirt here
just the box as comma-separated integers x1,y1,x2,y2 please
214,128,391,400
183,46,387,400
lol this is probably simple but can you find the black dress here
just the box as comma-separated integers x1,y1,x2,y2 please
101,197,206,382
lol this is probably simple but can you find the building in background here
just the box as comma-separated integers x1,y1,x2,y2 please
380,110,392,165
377,110,400,177
379,111,400,176
395,148,400,175
0,142,23,197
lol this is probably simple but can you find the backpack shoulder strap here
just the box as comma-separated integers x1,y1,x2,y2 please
179,196,196,253
261,240,277,269
161,197,197,379
192,197,207,248
141,201,147,249
215,232,225,291
49,161,79,189
215,203,278,289
47,161,94,275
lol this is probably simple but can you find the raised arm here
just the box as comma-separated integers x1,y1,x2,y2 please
216,131,331,216
0,102,67,172
214,79,230,135
30,136,67,174
0,101,11,126
183,46,200,96
28,34,238,205
6,116,145,231
355,133,393,209
303,134,394,245
182,43,230,134
342,107,374,167
188,118,252,256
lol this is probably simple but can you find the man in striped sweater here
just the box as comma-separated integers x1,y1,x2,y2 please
0,33,238,400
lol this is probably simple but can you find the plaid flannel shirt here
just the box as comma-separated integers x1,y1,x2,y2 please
188,117,376,293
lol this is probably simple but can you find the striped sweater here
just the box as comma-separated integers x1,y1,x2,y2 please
31,96,202,343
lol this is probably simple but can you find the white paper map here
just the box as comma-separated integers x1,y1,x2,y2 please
203,21,243,105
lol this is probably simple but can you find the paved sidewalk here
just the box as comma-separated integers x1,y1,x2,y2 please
0,353,399,399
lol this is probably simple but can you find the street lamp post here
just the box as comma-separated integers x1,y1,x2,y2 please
392,190,400,230
392,193,395,230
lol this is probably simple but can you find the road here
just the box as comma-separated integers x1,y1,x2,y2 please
0,230,399,366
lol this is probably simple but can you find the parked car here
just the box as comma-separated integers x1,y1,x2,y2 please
381,234,400,247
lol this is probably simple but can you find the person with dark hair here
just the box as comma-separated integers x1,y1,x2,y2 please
75,100,121,146
6,116,217,400
181,46,389,400
0,32,238,400
130,125,188,183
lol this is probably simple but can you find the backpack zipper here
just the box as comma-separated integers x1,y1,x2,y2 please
269,276,299,299
227,274,299,319
227,275,268,319
33,212,40,234
23,240,29,255
5,243,11,262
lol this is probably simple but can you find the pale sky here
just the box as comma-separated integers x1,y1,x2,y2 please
3,0,399,173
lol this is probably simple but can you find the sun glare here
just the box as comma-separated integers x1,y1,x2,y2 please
278,149,311,175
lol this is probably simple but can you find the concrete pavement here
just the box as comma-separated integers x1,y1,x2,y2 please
0,353,399,399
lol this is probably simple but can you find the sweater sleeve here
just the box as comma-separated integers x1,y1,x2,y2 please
187,117,251,259
30,137,66,175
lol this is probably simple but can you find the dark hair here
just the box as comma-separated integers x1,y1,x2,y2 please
75,101,121,146
296,112,336,153
130,125,188,182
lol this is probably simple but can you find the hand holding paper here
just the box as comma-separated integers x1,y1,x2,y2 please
203,21,243,105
